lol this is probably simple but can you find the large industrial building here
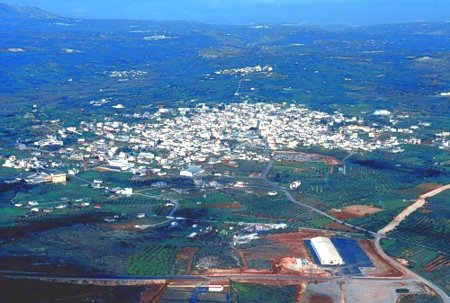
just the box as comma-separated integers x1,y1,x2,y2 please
310,236,344,266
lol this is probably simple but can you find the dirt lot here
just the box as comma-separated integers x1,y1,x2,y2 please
102,221,142,231
344,280,397,303
176,247,199,273
331,205,383,220
258,230,331,260
309,294,334,303
237,230,334,273
273,151,342,166
305,281,340,303
358,239,403,278
323,157,342,166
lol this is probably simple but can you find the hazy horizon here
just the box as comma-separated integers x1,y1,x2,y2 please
3,0,450,25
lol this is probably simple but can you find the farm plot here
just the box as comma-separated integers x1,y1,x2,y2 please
181,192,236,207
126,245,181,276
230,282,298,303
227,191,332,228
381,191,450,293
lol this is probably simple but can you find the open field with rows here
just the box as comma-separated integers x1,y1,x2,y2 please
269,146,450,232
126,245,181,276
382,190,450,294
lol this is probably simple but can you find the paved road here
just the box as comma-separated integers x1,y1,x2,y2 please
260,150,376,236
133,192,179,218
258,138,449,302
26,139,449,302
375,184,450,303
374,235,449,303
0,271,333,285
341,152,355,175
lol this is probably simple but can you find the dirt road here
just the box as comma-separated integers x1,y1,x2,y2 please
376,184,450,303
378,184,450,236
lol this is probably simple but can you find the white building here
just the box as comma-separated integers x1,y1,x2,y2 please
117,187,133,196
290,180,301,190
310,236,344,266
180,165,204,177
108,159,134,171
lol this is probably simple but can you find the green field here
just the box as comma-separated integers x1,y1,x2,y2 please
382,190,450,294
126,245,181,276
231,282,297,303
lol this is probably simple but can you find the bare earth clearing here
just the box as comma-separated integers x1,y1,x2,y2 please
331,205,383,220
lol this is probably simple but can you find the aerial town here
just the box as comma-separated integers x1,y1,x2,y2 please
1,3,450,301
4,102,439,177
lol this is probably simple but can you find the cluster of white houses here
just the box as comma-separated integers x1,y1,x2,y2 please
214,65,273,75
65,103,416,173
5,102,430,177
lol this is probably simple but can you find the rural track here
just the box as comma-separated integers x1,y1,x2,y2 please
259,138,450,302
375,184,450,303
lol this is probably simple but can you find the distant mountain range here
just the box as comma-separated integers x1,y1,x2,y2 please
0,3,58,19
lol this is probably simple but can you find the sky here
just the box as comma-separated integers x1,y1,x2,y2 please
5,0,450,25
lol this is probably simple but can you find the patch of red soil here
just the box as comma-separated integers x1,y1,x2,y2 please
425,254,450,272
323,157,342,166
358,239,403,278
238,230,332,275
176,247,199,273
330,205,383,220
309,294,333,303
237,230,334,273
264,230,333,260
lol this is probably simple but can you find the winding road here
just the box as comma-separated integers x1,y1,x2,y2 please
258,139,449,302
376,185,450,303
4,140,449,302
260,145,376,236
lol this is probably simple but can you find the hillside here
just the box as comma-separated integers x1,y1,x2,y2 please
0,3,57,19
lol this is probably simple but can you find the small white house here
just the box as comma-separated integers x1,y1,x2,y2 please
123,188,133,196
180,165,204,177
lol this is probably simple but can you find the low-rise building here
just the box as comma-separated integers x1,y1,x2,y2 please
310,236,344,266
180,165,204,177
